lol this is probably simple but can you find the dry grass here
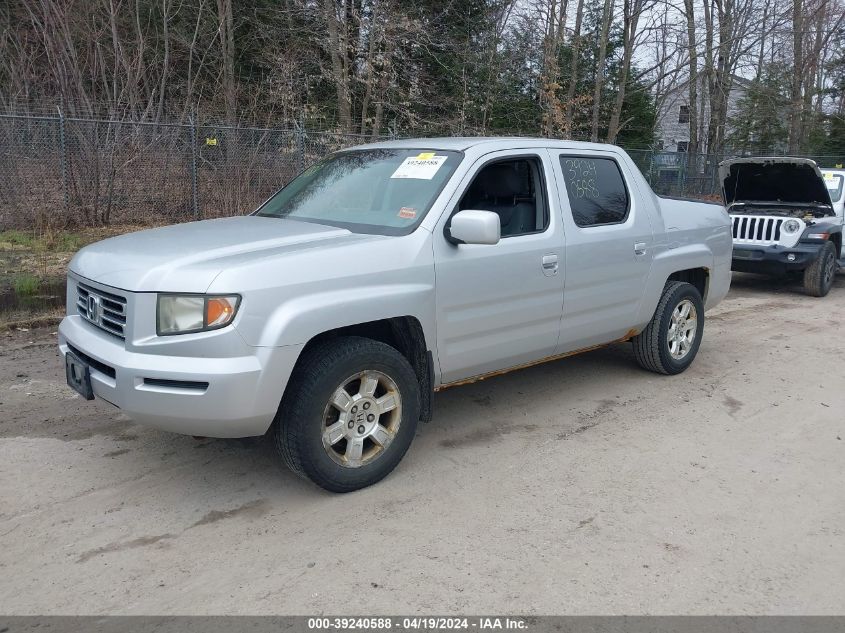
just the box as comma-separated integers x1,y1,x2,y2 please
1,223,155,276
1,224,156,251
0,308,64,332
0,224,158,324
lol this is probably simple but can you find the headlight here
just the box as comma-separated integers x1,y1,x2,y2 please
157,294,240,335
783,219,801,233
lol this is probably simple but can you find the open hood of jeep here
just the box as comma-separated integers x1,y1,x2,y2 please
720,157,833,212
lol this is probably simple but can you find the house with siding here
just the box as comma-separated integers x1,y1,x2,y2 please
655,74,753,153
651,74,754,192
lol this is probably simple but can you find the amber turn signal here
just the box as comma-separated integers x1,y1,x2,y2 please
206,297,236,327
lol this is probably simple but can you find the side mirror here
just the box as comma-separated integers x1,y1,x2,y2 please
448,210,501,245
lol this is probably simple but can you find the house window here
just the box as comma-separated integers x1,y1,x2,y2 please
655,139,664,151
677,141,689,153
678,105,690,124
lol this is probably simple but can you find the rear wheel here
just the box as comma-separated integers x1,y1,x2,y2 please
803,240,837,297
632,281,705,375
273,336,420,492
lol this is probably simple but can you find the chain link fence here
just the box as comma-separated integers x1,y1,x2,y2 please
627,149,845,199
0,112,391,322
0,112,391,230
3,111,843,229
2,110,844,323
628,150,722,198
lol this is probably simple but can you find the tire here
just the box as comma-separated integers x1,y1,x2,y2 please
631,281,705,375
803,240,837,297
273,336,420,493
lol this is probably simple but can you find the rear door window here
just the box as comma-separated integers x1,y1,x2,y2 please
559,156,630,227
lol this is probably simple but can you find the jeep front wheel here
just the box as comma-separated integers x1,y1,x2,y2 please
273,336,420,492
803,240,837,297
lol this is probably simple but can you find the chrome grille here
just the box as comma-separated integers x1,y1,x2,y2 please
731,215,783,245
77,283,127,338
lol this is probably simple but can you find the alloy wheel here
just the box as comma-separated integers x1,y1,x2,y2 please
667,299,698,360
321,370,402,468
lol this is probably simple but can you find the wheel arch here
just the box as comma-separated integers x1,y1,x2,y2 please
290,316,434,422
829,230,842,254
800,222,842,250
637,244,713,327
667,267,709,302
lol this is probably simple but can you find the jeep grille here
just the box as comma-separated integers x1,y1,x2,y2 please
731,215,784,245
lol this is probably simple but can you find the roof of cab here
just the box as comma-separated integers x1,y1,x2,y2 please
347,136,623,153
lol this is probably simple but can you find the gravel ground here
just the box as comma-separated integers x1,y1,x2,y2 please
1,272,844,615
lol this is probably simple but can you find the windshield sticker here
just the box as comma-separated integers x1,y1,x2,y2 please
398,207,417,219
391,155,448,180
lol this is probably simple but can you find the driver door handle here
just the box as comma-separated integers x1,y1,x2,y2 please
542,254,559,276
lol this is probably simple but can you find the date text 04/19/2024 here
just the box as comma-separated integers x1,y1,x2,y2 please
307,617,528,630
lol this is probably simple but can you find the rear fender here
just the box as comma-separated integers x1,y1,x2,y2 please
636,244,713,327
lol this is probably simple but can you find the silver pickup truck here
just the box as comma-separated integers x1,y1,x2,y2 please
59,138,732,491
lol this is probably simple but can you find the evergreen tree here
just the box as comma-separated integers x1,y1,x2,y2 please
728,63,790,154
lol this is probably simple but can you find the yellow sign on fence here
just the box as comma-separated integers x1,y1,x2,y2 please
205,137,218,146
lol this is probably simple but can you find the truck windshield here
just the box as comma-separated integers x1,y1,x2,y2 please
255,148,462,235
823,172,844,202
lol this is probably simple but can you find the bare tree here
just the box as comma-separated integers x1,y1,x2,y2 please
606,0,651,142
562,0,585,137
683,0,700,160
538,0,568,136
788,0,805,151
590,0,614,142
216,0,237,122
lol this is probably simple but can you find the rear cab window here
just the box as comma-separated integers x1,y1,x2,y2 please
559,156,630,227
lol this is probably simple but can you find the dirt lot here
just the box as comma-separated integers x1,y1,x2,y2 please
1,273,844,615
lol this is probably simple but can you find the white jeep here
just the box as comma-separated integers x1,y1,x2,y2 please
721,158,844,297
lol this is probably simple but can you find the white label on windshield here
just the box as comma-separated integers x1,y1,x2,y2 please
391,154,448,180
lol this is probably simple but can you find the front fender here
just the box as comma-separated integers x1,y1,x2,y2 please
799,221,842,242
236,283,436,350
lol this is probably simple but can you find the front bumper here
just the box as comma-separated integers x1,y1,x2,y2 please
731,242,824,274
58,315,303,437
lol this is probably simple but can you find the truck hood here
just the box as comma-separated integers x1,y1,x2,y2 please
720,157,834,216
69,216,361,292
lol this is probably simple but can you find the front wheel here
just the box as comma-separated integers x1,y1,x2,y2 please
631,281,705,375
803,240,837,297
273,336,420,492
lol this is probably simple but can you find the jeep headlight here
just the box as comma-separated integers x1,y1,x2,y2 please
157,294,240,335
783,219,801,234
